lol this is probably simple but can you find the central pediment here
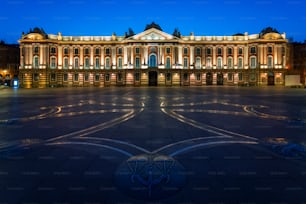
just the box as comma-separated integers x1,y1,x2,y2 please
129,28,175,41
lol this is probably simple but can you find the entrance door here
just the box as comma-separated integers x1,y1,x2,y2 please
149,71,157,86
268,72,275,85
217,73,223,85
206,73,213,85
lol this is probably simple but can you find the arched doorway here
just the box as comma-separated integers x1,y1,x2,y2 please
149,71,157,86
268,71,275,85
217,73,223,85
149,54,157,68
206,72,213,85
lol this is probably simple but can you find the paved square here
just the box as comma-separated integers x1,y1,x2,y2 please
0,87,305,203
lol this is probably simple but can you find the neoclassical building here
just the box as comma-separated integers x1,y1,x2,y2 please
18,24,288,88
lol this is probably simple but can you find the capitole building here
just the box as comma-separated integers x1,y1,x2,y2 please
18,23,289,88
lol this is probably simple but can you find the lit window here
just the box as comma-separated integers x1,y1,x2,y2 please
206,57,211,68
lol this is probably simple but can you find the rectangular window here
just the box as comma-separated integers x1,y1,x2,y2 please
74,48,79,55
50,47,56,54
268,56,272,68
74,73,79,81
105,58,110,69
166,73,171,81
74,58,79,69
196,48,201,56
228,58,232,69
135,48,140,54
84,73,89,81
166,48,171,54
50,73,56,81
34,46,39,54
251,57,256,68
184,47,188,55
33,73,39,81
34,57,39,68
206,48,211,55
135,57,140,68
238,48,243,55
118,48,122,55
268,46,273,54
95,48,100,55
166,58,171,69
250,47,256,54
105,48,110,55
228,48,232,55
196,73,201,81
84,48,89,55
238,73,243,81
105,73,110,81
135,72,140,81
63,73,68,81
228,73,233,81
64,48,69,55
217,48,222,55
95,74,100,81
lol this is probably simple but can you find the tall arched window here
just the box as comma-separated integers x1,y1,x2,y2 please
33,56,39,68
217,57,222,68
149,54,157,67
95,57,100,69
206,57,211,68
267,55,273,68
227,57,233,69
105,57,110,69
84,57,90,69
196,57,201,69
63,57,69,69
250,56,257,68
166,57,171,69
74,57,79,69
50,56,56,69
238,57,243,69
183,57,188,69
118,57,123,69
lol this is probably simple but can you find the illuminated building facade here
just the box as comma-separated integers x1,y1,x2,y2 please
0,41,19,86
18,24,288,88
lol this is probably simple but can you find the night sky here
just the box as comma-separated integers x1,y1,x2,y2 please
1,0,305,44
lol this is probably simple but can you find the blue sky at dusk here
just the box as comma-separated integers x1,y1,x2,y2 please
1,0,306,43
